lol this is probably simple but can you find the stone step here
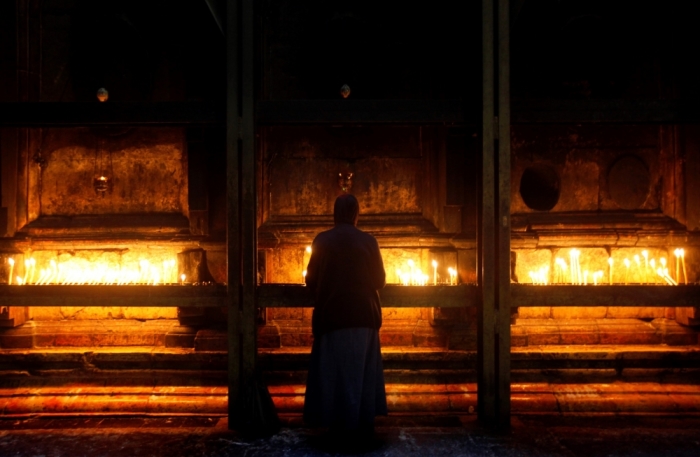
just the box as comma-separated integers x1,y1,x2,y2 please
1,318,696,350
1,346,698,387
1,382,700,417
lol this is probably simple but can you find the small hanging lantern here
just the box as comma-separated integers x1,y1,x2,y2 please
340,84,351,99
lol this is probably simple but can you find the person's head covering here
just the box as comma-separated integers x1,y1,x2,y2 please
334,194,359,226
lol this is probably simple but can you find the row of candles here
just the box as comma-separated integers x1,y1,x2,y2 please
529,248,689,285
395,259,458,286
3,257,187,285
300,246,459,286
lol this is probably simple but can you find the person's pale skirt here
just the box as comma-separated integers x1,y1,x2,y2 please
303,327,388,430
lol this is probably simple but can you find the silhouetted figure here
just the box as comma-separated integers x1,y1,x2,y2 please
304,194,387,449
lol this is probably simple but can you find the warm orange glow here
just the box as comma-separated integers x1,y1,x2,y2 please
529,248,687,286
12,256,178,285
391,257,456,286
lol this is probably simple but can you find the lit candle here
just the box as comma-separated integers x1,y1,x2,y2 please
303,246,312,283
23,259,30,285
180,273,186,285
660,257,667,275
680,248,688,285
16,276,23,285
432,260,438,286
302,270,307,284
407,260,415,286
29,258,36,285
663,267,677,286
641,250,649,284
633,255,641,284
650,259,656,284
569,249,578,284
608,257,613,285
657,268,674,286
674,248,681,283
583,270,588,286
623,258,630,285
8,258,14,285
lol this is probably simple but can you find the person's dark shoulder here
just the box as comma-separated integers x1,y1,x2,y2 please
313,228,335,244
354,226,379,246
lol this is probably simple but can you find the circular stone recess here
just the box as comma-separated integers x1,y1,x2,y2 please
519,164,561,211
607,155,651,210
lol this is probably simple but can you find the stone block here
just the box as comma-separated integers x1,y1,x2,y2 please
165,326,197,348
0,321,36,348
380,332,413,347
552,306,607,319
527,332,560,346
194,329,227,351
268,308,303,321
280,332,313,347
258,324,281,349
518,307,551,319
511,393,559,413
382,307,422,320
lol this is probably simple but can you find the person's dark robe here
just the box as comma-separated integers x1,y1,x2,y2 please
303,215,388,431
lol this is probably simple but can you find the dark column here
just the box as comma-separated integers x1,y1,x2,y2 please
226,0,277,433
478,0,511,429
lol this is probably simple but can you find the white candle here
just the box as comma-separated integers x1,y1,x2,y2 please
302,270,307,284
8,258,14,285
583,270,588,286
180,273,186,285
432,260,438,286
680,248,688,285
633,255,641,284
674,249,681,283
623,258,630,285
574,250,582,285
650,259,656,284
663,268,677,286
660,258,667,283
23,259,30,285
642,250,649,284
608,257,613,285
657,268,673,286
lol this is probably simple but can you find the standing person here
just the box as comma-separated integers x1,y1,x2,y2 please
303,193,387,447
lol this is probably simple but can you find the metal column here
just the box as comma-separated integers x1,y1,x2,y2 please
227,0,277,432
478,0,511,429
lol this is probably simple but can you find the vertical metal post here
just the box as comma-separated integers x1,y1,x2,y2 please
479,0,511,429
496,0,512,428
226,0,243,428
227,0,277,433
239,0,259,428
478,0,497,426
227,0,257,429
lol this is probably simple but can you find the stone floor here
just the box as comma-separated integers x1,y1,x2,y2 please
1,414,699,456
